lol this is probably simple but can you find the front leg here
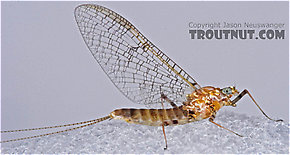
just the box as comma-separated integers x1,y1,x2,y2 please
231,89,283,122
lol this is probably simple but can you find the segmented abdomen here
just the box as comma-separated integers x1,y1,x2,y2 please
110,107,192,126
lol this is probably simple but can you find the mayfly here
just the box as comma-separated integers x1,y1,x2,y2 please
1,4,283,149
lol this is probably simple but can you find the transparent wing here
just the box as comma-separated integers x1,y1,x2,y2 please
74,4,201,107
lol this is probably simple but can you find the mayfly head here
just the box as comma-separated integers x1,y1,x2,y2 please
221,86,239,97
221,86,239,107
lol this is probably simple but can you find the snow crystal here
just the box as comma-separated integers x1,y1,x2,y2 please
1,111,289,153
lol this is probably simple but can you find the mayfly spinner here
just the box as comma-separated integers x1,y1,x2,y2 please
1,4,283,149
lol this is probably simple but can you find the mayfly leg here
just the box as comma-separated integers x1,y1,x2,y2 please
159,93,177,149
231,89,283,122
160,95,168,150
161,93,178,108
161,124,168,150
209,114,243,137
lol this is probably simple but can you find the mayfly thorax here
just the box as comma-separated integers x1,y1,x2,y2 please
1,4,283,150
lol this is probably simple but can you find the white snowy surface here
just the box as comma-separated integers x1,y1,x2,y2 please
1,111,288,154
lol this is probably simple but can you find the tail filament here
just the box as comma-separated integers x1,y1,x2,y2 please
1,115,111,143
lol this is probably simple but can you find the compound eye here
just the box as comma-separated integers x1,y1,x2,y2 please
222,88,232,95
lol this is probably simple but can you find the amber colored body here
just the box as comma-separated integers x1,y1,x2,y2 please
110,86,235,126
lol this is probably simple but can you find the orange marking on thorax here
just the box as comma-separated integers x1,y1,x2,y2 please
184,86,229,120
